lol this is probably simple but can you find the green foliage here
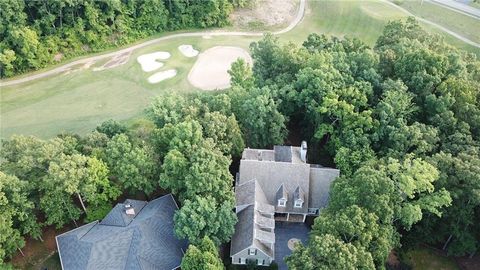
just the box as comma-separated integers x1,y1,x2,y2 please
150,93,245,157
105,134,158,195
96,119,127,138
174,196,237,245
85,201,113,223
160,136,234,204
1,0,235,78
181,236,224,270
228,86,287,148
286,234,375,270
247,17,478,267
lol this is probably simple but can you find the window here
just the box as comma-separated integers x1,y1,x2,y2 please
308,208,319,215
278,199,286,207
248,248,257,255
261,259,265,265
294,200,303,208
238,258,241,263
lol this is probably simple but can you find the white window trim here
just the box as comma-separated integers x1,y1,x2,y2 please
278,199,286,207
294,200,303,208
248,248,256,255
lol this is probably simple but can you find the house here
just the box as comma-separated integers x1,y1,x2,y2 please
56,194,187,270
230,142,339,267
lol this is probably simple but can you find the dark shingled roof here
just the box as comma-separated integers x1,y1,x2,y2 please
56,194,187,270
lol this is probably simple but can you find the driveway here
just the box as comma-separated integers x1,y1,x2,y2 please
274,222,310,270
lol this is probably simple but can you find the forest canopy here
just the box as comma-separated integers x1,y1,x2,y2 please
0,0,244,78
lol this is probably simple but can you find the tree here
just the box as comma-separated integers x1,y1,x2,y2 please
105,134,158,195
229,86,287,148
96,119,127,138
160,138,234,203
174,196,237,245
181,236,224,270
372,79,439,158
0,172,41,240
312,205,395,266
228,58,254,89
285,234,375,270
414,152,480,256
201,112,245,157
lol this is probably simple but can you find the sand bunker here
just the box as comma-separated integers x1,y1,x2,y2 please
137,52,171,72
178,45,199,57
188,46,252,90
148,69,177,84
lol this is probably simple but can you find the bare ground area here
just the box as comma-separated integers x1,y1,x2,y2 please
11,225,74,269
230,0,298,30
188,46,252,90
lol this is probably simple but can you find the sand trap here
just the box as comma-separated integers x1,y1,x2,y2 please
148,69,177,84
178,45,199,57
188,46,252,90
137,52,171,72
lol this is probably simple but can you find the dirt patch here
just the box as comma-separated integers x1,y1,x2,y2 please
53,53,63,62
231,0,298,30
188,46,252,90
93,51,132,71
11,225,74,269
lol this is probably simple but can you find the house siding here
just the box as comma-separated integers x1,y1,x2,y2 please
232,247,273,266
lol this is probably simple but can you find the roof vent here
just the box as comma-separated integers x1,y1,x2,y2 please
125,204,135,215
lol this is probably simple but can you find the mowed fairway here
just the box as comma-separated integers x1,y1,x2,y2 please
279,0,407,44
2,0,480,139
397,0,480,44
0,36,257,138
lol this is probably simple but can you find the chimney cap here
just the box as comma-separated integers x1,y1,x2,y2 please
301,141,307,149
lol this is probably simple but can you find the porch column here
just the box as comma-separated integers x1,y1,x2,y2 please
287,213,290,221
303,214,306,222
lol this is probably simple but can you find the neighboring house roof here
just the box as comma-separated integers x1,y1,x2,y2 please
231,180,275,259
56,194,187,270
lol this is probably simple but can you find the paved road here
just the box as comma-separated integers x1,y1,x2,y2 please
429,0,480,19
383,0,480,48
0,0,305,87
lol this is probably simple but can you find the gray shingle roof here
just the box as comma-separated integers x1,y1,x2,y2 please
231,180,275,259
239,159,310,214
309,167,340,209
56,194,187,270
293,186,304,202
100,199,146,227
274,146,292,162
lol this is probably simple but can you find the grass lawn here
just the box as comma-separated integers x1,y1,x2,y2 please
395,0,480,44
403,246,460,270
1,0,479,139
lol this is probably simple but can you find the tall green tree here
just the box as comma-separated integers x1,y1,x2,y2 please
181,236,224,270
105,134,158,195
174,196,237,245
286,234,375,270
